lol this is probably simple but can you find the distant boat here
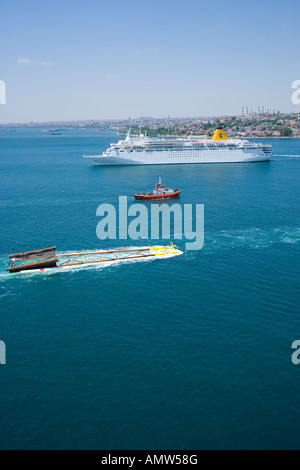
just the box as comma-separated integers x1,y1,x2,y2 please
134,174,181,200
46,129,61,135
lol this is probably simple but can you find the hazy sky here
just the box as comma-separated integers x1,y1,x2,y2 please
0,0,299,123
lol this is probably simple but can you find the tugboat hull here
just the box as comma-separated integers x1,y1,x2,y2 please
134,190,181,200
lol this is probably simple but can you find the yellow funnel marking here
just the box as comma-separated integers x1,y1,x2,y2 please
212,128,228,141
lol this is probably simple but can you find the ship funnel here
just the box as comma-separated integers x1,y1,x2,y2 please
212,127,228,141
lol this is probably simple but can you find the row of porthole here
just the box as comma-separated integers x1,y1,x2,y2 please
118,150,242,155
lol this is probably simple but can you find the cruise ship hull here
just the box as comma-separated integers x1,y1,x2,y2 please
84,151,270,166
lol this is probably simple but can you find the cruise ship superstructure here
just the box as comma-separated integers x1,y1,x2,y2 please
83,128,272,165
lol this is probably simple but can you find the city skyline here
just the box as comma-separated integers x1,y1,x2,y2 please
0,0,300,123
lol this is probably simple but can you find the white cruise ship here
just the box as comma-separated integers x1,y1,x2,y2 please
83,128,272,165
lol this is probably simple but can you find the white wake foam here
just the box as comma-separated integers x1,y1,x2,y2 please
276,154,300,158
202,227,300,252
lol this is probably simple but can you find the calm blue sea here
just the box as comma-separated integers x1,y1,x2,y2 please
0,128,299,450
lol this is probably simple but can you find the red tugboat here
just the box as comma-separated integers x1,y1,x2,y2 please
134,174,181,200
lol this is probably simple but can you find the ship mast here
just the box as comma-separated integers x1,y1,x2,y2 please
125,127,131,142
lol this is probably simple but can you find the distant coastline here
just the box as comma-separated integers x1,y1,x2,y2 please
1,127,299,139
0,111,299,139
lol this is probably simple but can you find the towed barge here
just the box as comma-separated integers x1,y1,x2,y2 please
7,244,182,274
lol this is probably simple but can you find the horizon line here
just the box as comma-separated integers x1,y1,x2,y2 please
1,111,299,127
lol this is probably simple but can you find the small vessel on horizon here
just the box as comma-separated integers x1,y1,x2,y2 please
42,129,62,135
134,174,181,200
